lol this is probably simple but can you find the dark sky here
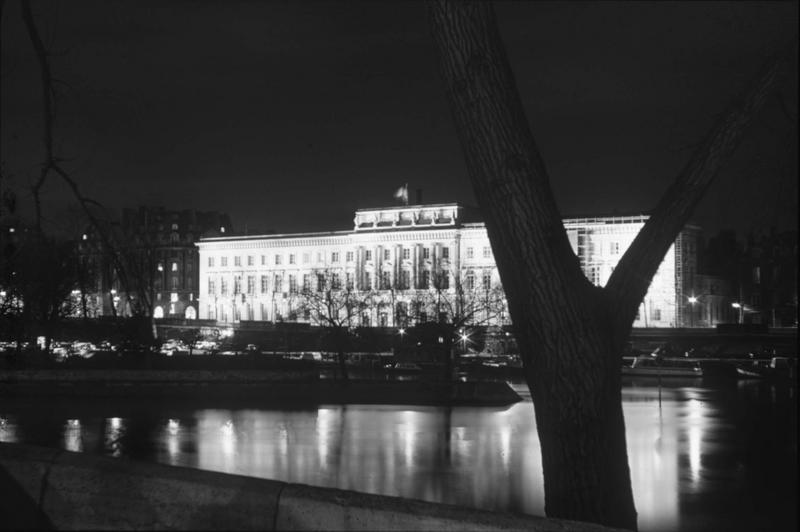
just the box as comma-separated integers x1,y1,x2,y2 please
2,1,797,238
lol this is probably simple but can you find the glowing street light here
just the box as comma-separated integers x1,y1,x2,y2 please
731,302,743,324
687,295,698,328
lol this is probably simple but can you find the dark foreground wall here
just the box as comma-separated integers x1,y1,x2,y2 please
0,443,622,531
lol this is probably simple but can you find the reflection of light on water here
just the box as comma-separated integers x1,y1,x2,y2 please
104,417,126,457
499,424,511,472
624,399,679,532
0,416,18,443
317,409,332,467
686,398,703,486
64,419,83,452
221,419,236,456
165,419,181,463
400,410,418,466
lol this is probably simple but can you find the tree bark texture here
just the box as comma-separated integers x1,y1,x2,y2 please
429,2,785,530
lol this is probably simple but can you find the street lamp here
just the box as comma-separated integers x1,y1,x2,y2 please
687,296,698,328
731,302,743,324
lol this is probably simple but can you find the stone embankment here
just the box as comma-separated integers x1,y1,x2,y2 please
0,370,522,406
0,442,623,531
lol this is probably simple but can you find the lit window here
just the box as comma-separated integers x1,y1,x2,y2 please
483,246,491,258
466,247,474,259
157,263,164,272
442,247,449,259
275,255,282,265
289,254,296,265
346,251,354,262
169,304,175,315
331,252,340,263
423,248,430,259
171,262,178,272
170,293,178,303
402,248,410,260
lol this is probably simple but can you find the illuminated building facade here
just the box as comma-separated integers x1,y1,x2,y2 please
197,203,700,328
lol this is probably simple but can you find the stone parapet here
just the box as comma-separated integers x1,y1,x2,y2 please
0,442,624,531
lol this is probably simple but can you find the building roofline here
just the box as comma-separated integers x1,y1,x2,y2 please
354,202,462,213
198,229,353,244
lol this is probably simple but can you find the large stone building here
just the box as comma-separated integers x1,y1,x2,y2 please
197,203,701,328
80,207,232,320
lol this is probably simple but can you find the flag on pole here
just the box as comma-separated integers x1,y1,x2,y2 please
393,183,409,205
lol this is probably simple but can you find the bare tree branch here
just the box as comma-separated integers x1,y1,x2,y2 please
605,47,791,336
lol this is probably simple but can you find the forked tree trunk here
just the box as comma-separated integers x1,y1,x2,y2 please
429,2,785,529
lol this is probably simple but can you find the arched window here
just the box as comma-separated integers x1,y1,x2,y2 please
153,306,164,319
185,306,197,320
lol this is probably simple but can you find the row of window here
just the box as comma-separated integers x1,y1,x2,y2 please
207,301,504,327
206,269,497,296
206,245,495,268
157,261,192,272
155,277,192,290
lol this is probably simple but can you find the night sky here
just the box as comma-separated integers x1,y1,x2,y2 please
1,1,797,238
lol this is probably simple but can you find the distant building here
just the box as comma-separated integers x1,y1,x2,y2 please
697,228,798,327
197,203,701,328
80,207,233,319
741,229,798,327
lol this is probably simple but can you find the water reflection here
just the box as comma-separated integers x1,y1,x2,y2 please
0,380,795,532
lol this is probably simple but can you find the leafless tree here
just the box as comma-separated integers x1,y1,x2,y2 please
409,267,506,378
298,269,376,380
429,2,791,529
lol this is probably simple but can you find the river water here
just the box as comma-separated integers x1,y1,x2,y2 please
0,378,796,531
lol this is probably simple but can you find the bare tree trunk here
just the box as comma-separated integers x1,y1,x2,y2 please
429,2,786,529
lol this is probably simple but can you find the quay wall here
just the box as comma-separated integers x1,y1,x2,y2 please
0,371,522,406
0,442,622,531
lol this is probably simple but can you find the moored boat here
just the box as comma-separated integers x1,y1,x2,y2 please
736,357,796,381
